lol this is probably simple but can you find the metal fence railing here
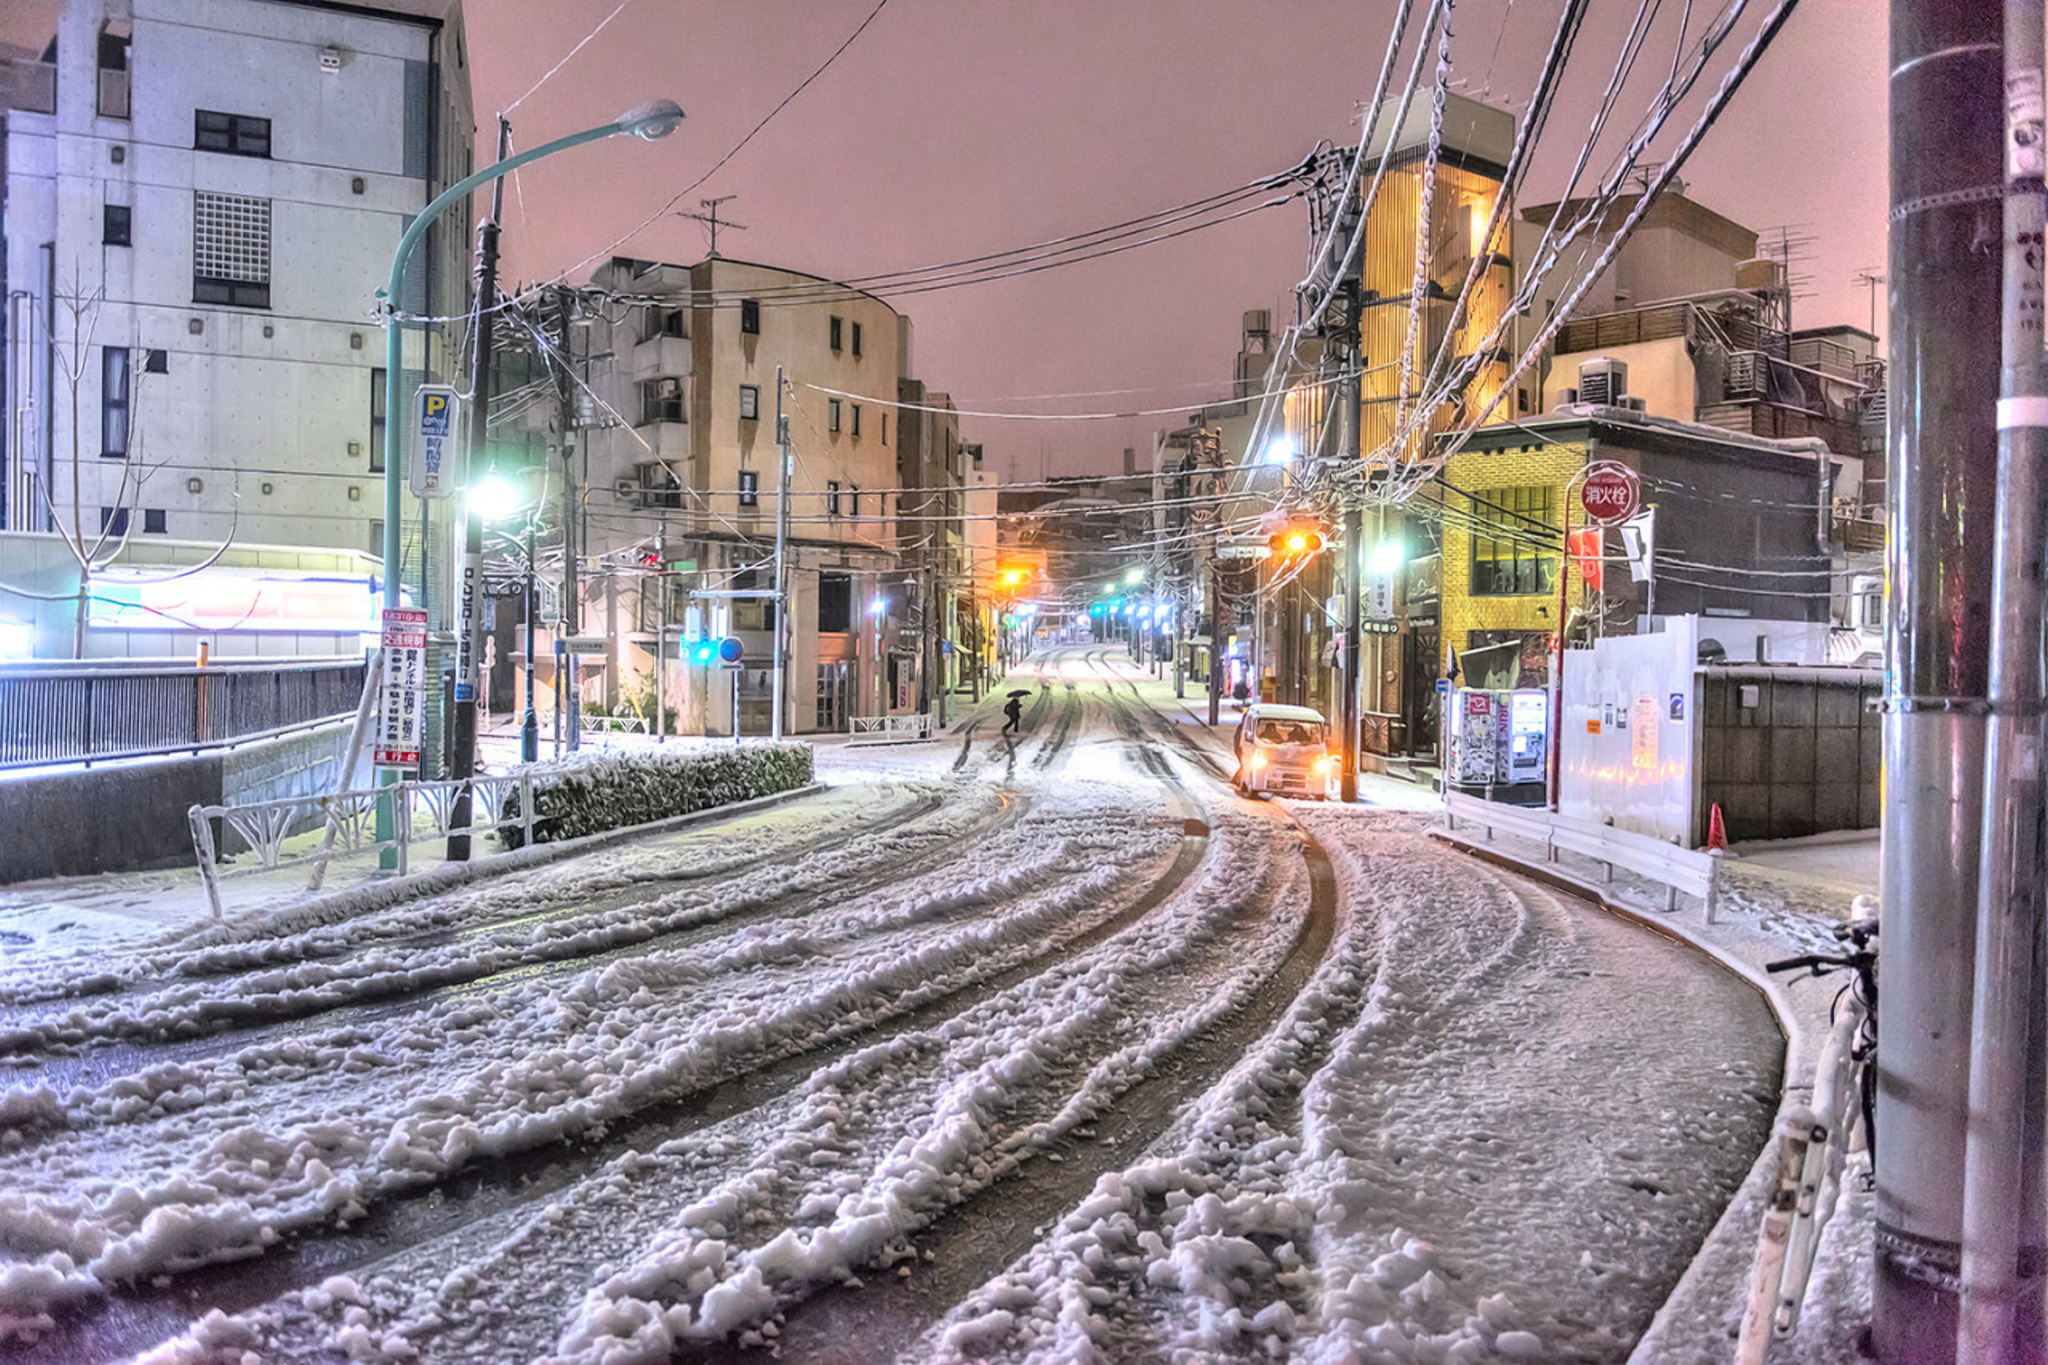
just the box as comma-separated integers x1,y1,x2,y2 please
186,773,538,921
0,659,366,770
850,714,933,740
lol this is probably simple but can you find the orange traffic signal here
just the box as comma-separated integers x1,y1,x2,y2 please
1268,525,1326,557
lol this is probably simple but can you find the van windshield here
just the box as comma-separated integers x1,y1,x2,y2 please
1256,720,1322,746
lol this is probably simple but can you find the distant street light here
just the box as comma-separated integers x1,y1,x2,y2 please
1124,568,1144,585
1368,540,1405,576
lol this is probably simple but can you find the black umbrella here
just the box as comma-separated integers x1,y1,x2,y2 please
1007,689,1032,698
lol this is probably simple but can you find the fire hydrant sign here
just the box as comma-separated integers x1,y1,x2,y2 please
408,385,462,499
376,607,429,768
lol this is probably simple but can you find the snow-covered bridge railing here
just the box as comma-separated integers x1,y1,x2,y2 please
849,714,932,741
1443,791,1722,921
186,773,536,919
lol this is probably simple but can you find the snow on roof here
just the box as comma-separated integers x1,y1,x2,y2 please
1247,703,1326,724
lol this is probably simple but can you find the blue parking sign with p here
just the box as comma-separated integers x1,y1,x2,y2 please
409,384,461,499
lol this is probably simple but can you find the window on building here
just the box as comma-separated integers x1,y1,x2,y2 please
881,412,888,445
641,376,684,424
102,347,130,458
635,461,682,509
144,349,167,374
369,519,384,555
142,507,166,534
96,24,130,119
103,203,131,247
194,109,271,158
829,316,843,351
739,384,759,420
739,470,759,508
851,403,862,437
192,191,271,308
851,485,861,518
647,306,685,340
818,573,853,633
740,298,760,334
369,368,387,473
828,399,842,433
1469,485,1559,596
851,321,863,357
827,480,841,515
99,506,130,537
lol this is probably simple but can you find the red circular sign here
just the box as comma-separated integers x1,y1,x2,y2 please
1580,467,1640,524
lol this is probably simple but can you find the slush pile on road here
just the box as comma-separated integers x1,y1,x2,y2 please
0,653,1780,1363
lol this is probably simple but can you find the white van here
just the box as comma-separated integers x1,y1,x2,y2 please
1231,703,1334,799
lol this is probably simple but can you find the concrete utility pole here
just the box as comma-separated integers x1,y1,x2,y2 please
1205,426,1225,728
772,366,791,741
447,115,509,861
1333,170,1366,804
1957,0,2048,1356
557,290,582,754
1876,1,2005,1358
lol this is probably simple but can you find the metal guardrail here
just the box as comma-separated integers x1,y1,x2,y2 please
186,772,538,920
1444,790,1722,921
1,659,365,770
581,713,652,735
849,714,933,740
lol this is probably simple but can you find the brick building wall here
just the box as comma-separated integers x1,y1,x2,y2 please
1438,436,1590,682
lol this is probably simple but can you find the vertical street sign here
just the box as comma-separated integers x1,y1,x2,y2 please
375,606,429,768
408,385,462,499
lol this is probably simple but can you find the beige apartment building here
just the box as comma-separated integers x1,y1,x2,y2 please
556,255,920,737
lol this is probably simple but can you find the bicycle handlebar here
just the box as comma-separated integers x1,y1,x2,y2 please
1767,953,1834,974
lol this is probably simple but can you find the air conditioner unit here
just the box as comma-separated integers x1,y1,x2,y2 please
1576,357,1628,406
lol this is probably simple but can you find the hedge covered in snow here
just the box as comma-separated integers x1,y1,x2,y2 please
498,743,813,849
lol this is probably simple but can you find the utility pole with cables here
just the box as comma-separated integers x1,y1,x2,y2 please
556,289,582,754
447,115,509,860
1329,171,1366,803
772,366,791,741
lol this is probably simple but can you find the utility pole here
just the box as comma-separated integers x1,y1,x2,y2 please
772,366,790,741
1205,425,1225,728
1876,1,2005,1359
1334,179,1365,804
447,115,509,861
557,289,582,753
521,516,537,762
1956,0,2048,1356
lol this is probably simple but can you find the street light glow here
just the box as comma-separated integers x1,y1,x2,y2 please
869,595,888,615
1264,436,1296,464
468,472,523,523
1124,568,1144,584
1369,541,1405,575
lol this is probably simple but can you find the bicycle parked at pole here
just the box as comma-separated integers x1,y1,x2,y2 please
1737,894,1879,1363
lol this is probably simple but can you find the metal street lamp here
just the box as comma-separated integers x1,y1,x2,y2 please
374,99,681,858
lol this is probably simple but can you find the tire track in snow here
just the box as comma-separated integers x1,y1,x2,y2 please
59,802,1217,1364
6,789,1024,1091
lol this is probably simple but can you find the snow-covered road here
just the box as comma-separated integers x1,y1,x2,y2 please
0,648,1781,1363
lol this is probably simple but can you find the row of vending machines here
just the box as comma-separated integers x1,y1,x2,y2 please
1447,687,1551,805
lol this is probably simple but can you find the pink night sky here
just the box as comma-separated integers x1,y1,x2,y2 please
6,0,1888,479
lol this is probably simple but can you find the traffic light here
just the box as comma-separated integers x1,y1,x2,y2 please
690,639,716,664
1268,524,1326,558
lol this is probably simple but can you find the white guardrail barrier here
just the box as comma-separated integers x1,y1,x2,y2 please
849,714,933,740
1443,791,1723,922
186,773,538,921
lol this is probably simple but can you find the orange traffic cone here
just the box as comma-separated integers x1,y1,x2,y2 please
1705,802,1728,853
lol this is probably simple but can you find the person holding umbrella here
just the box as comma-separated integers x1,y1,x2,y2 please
1003,689,1029,738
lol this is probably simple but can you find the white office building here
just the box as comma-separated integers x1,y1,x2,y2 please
1,0,474,558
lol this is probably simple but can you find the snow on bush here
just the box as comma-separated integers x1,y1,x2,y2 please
499,743,813,848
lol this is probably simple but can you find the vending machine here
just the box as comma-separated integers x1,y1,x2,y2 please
1505,689,1549,787
1448,687,1549,803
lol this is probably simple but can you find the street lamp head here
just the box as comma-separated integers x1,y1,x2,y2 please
617,99,686,141
1124,568,1144,584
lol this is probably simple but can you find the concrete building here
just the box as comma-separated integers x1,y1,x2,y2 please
0,0,474,565
544,255,922,737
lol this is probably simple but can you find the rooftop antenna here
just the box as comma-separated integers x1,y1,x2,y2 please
677,194,746,259
1853,267,1886,339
